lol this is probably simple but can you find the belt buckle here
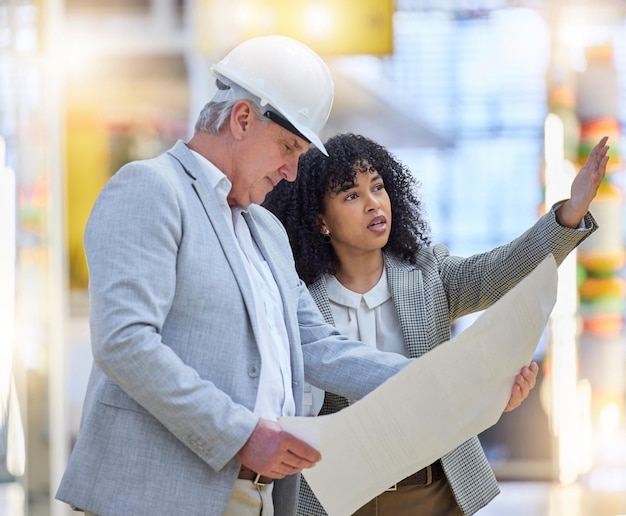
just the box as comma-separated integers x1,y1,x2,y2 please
386,484,398,492
253,473,270,487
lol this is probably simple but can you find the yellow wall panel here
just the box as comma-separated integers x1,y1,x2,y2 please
195,0,394,57
66,109,111,289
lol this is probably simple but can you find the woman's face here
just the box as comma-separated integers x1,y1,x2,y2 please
319,164,392,256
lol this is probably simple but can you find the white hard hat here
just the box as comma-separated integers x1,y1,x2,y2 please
211,35,334,155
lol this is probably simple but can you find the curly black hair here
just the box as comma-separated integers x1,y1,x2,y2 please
263,133,431,285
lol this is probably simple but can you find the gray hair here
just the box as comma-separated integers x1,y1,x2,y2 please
194,78,268,134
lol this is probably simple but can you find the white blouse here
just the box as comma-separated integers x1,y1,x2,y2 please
303,270,408,416
325,271,407,356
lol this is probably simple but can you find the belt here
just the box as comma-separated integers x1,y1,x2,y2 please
386,460,446,491
238,465,274,486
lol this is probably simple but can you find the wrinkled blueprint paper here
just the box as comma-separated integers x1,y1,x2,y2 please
280,255,557,515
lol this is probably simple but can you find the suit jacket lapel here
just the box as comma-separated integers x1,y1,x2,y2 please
242,210,296,333
167,141,259,336
308,276,334,325
385,254,431,358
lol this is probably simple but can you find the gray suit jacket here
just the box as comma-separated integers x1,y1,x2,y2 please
297,208,597,515
55,141,411,515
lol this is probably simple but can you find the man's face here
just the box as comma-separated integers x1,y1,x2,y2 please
227,106,310,207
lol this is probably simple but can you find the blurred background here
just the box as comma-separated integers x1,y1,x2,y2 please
1,0,626,514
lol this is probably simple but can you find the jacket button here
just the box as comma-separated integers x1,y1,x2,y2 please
249,365,260,377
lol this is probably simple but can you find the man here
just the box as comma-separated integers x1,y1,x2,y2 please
55,35,536,516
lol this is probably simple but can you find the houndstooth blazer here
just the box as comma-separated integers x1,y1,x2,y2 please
297,206,597,516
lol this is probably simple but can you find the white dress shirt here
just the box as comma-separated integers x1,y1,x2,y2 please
189,148,295,420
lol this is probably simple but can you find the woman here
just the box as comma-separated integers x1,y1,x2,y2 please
263,133,608,515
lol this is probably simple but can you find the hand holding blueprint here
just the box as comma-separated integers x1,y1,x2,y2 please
280,255,558,515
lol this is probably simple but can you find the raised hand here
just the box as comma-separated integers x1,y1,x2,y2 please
556,136,610,228
235,418,321,478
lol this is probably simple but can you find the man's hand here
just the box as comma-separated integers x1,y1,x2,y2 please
556,136,610,228
235,418,321,478
503,361,539,413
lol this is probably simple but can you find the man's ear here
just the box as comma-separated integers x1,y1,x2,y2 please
230,100,253,140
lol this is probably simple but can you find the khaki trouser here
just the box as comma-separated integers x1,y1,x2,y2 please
84,479,274,516
223,478,275,516
352,478,463,516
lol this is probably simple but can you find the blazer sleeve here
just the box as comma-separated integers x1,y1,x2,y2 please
434,204,598,320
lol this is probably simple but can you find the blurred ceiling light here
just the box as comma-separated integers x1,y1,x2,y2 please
0,138,16,381
577,379,593,475
544,113,564,173
58,31,108,76
301,4,333,41
0,137,25,478
64,47,91,74
600,401,621,434
234,1,275,34
558,16,614,72
544,113,590,486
